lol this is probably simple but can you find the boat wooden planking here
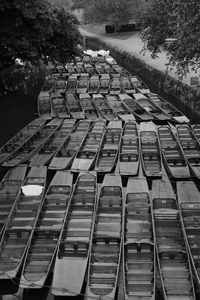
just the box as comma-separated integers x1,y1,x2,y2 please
92,94,118,121
49,120,90,170
106,94,136,122
55,75,67,95
38,91,52,120
124,176,155,300
75,63,86,75
79,93,100,120
0,118,46,165
65,63,78,76
71,119,106,172
121,76,136,94
66,75,78,93
98,75,110,94
0,165,27,237
85,174,123,300
84,63,97,75
88,75,100,94
48,65,60,78
158,125,190,178
95,120,122,173
56,65,68,77
76,75,89,94
140,122,162,178
52,173,97,296
0,166,47,280
133,93,171,121
119,121,140,176
29,119,76,166
152,178,195,300
20,171,73,289
147,93,190,123
130,76,150,94
50,91,70,119
119,93,153,121
65,93,85,119
110,77,121,95
2,119,62,167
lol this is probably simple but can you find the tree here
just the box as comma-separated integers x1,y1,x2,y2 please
83,0,135,31
0,0,81,70
140,0,200,75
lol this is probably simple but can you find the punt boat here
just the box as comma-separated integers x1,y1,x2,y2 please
65,93,85,119
192,124,200,142
92,94,118,121
119,121,140,176
121,76,135,94
0,165,27,236
85,174,123,300
76,74,89,94
177,124,200,178
177,181,200,290
3,119,62,167
152,178,195,300
75,63,86,75
95,64,103,75
90,56,98,65
119,93,153,121
29,119,76,166
133,93,171,121
98,74,110,94
66,75,78,94
0,118,46,165
105,95,135,122
140,122,162,178
56,65,68,77
49,119,90,170
95,120,122,173
37,91,52,119
158,125,190,178
50,91,70,119
84,63,97,75
0,166,47,280
55,75,67,95
110,77,121,95
130,76,150,94
83,55,90,64
88,75,100,94
48,65,60,78
20,171,73,289
52,173,97,296
98,56,106,66
65,63,78,76
79,93,100,120
147,93,190,123
71,119,106,172
113,65,130,77
124,175,155,300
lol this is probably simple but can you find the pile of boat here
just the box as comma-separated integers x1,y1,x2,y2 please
0,50,200,300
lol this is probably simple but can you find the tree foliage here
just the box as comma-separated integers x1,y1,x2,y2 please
83,0,135,30
0,0,81,70
140,0,200,74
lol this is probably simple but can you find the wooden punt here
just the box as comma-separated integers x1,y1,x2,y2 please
95,64,103,75
50,91,70,119
110,77,121,95
84,63,97,75
79,93,100,120
48,65,60,78
119,93,153,121
56,65,68,77
88,75,100,94
95,120,122,173
104,64,118,76
92,94,118,121
130,76,150,94
29,119,76,167
158,125,190,178
83,55,90,64
55,75,67,95
0,166,27,237
106,95,135,122
65,63,78,76
0,118,46,165
140,122,162,178
192,124,200,142
85,174,123,300
98,74,110,94
98,56,107,66
66,75,78,94
65,93,85,119
90,56,99,65
177,181,200,290
0,166,47,280
75,63,86,75
52,173,97,296
121,76,136,94
71,119,106,172
133,93,171,121
38,91,52,119
177,124,200,178
3,119,62,167
119,121,140,176
124,176,155,300
152,178,195,300
49,120,90,170
147,92,190,123
19,171,73,289
76,74,89,94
